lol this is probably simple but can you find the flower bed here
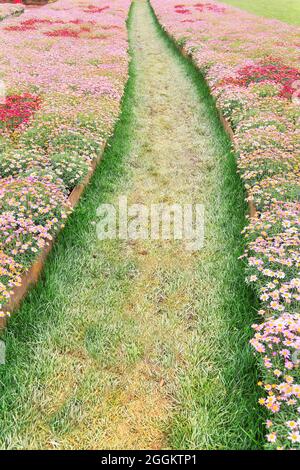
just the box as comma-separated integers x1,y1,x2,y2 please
0,93,41,131
151,0,300,449
0,0,130,319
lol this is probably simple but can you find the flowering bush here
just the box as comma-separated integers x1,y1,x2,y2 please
151,0,300,449
0,175,70,266
0,251,22,318
0,0,130,314
244,202,300,315
221,59,300,100
49,152,90,190
0,147,90,191
251,313,300,448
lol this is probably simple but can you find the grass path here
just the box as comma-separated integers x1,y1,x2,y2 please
222,0,300,25
0,0,262,449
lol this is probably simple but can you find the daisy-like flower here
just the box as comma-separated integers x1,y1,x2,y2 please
288,432,300,443
286,421,298,430
267,432,277,443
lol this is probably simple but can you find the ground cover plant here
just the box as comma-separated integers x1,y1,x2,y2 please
151,0,300,450
0,0,130,318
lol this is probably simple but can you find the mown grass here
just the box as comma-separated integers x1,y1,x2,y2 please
222,0,300,25
148,0,264,449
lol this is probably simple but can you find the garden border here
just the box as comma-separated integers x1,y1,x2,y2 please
0,153,102,329
178,51,257,218
217,111,257,218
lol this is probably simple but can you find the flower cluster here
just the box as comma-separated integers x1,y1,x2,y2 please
174,2,225,15
0,175,70,266
251,313,300,448
0,251,22,318
0,0,130,314
220,59,300,100
83,4,110,13
0,93,41,132
151,0,300,449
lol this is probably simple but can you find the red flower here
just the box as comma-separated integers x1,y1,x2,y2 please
220,58,300,100
0,94,41,133
82,5,110,13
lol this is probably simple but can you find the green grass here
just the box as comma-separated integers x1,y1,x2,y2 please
222,0,300,25
0,0,263,449
148,0,264,449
